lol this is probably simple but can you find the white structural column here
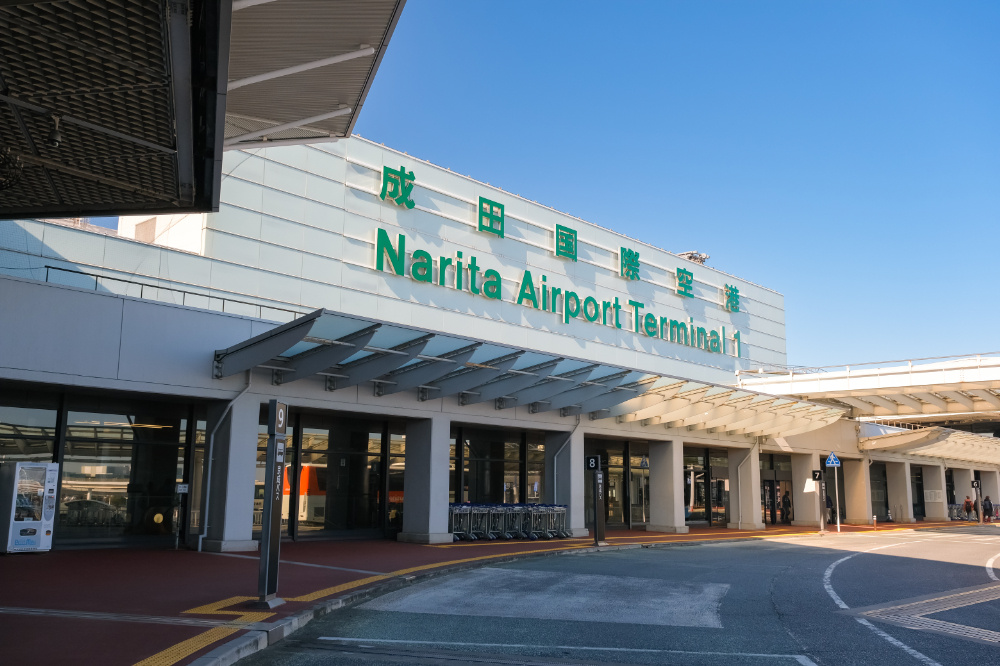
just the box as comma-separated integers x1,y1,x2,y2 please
921,464,948,520
399,415,452,544
647,440,688,533
979,470,1000,513
545,429,589,537
790,453,821,527
952,468,975,508
727,444,764,530
202,392,261,552
885,461,914,523
843,459,873,525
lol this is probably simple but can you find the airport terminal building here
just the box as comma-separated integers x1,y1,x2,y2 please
1,137,998,550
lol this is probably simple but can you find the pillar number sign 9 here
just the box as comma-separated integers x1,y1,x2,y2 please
585,455,600,471
268,401,287,436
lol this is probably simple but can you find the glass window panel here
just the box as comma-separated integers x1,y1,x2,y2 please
526,434,545,463
67,411,183,442
0,437,54,463
0,405,58,435
388,425,405,456
503,462,520,503
526,463,544,503
774,455,792,472
709,449,728,468
388,455,405,530
59,440,183,541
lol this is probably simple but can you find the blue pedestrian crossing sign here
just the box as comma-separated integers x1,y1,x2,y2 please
826,453,841,467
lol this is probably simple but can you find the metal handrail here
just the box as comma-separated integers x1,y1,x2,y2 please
44,265,303,321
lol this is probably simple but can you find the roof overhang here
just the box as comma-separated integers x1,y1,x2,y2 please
214,309,845,439
223,0,405,151
859,421,1000,467
0,0,230,219
737,356,1000,425
0,0,405,217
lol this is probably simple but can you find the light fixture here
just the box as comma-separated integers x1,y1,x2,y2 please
47,115,62,148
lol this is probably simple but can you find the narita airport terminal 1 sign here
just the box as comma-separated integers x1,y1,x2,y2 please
375,164,745,358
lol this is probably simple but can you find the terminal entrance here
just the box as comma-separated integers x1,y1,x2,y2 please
683,447,729,527
760,454,792,525
255,411,408,541
584,439,651,530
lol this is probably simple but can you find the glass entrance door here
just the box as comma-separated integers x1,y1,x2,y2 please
761,480,777,525
629,465,649,525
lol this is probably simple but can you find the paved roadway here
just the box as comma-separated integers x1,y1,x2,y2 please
241,525,1000,665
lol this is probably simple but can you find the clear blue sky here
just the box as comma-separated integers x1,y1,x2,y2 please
355,1,1000,368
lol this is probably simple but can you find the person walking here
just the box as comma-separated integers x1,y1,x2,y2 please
826,494,834,524
963,496,975,521
983,496,994,524
781,491,792,524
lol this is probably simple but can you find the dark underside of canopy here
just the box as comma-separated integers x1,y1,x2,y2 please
0,0,229,219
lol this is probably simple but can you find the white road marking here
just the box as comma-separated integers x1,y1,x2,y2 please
986,551,1000,582
318,637,818,664
823,542,943,666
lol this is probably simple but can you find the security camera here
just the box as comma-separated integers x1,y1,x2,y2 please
47,116,62,148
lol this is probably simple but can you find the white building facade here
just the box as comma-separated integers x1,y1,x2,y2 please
0,137,994,551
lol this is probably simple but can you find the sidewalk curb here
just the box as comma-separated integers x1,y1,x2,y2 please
189,526,964,665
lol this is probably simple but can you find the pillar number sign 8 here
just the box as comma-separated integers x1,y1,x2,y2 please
585,455,600,471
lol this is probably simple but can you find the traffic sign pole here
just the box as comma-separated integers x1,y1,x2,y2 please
834,465,841,533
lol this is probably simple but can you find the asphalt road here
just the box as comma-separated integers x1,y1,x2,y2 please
241,525,1000,665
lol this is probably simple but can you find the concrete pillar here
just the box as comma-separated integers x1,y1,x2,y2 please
843,458,872,525
544,428,589,537
201,392,261,552
921,464,948,520
647,440,688,533
727,445,763,530
885,461,914,523
952,468,975,511
790,453,821,527
399,415,451,543
979,470,1000,517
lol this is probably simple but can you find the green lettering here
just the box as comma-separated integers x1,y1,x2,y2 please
376,228,405,275
483,269,502,300
628,299,644,333
438,256,452,285
669,320,688,345
709,330,721,353
583,296,599,322
563,291,580,323
644,312,658,337
696,327,707,349
411,250,432,283
517,270,538,308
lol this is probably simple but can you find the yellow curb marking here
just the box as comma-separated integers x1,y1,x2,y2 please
132,596,274,666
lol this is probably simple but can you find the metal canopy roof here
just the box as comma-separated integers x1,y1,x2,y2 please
223,0,405,151
737,355,1000,431
0,0,405,216
214,309,845,439
0,0,229,219
859,422,1000,467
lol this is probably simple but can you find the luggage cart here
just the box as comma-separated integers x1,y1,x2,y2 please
487,505,508,540
505,505,528,539
450,504,473,541
527,504,550,540
470,505,491,540
553,505,570,538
